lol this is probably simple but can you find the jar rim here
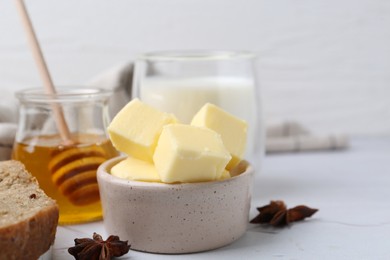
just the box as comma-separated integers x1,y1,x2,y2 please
138,50,256,62
15,87,112,103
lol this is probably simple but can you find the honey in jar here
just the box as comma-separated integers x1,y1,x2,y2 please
12,88,119,224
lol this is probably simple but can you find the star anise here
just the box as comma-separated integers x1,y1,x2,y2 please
68,232,130,260
250,200,318,227
250,200,287,224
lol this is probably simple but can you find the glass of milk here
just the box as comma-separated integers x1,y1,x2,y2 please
132,50,263,166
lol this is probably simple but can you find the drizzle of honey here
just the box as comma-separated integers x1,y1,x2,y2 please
12,133,118,224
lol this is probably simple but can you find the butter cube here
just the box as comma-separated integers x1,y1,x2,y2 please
220,170,231,180
111,157,161,182
153,124,231,183
191,103,247,170
108,98,178,162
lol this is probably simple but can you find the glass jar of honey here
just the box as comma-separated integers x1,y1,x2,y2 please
12,87,119,224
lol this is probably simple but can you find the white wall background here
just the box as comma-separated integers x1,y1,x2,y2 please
0,0,389,136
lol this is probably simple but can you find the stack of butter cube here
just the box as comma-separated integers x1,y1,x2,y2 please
107,99,247,183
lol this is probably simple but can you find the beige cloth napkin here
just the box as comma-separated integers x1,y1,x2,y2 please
87,62,134,118
0,62,348,160
0,123,17,160
266,121,348,153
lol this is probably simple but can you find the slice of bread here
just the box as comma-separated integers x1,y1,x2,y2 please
0,160,59,260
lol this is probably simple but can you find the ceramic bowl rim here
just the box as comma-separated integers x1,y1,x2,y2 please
97,156,253,189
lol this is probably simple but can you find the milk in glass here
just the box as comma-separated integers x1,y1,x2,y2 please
139,76,259,162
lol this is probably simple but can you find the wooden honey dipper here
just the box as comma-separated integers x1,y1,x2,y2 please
48,145,108,205
15,0,112,206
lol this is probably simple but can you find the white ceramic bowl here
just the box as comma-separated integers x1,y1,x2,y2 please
97,156,254,254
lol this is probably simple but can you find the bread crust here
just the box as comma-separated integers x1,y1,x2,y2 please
0,160,59,260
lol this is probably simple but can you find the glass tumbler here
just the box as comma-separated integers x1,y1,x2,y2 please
133,50,263,166
12,87,119,224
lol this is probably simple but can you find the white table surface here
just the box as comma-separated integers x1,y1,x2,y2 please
53,137,390,259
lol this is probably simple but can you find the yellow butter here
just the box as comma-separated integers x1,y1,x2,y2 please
153,124,231,183
219,170,231,180
111,157,161,182
107,98,178,162
191,103,247,170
